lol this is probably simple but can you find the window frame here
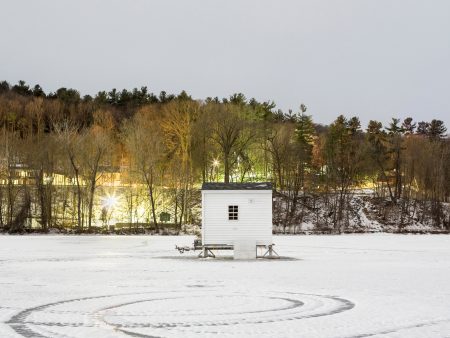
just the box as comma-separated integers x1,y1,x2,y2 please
228,205,239,221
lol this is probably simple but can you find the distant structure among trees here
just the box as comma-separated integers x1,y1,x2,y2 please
0,80,448,233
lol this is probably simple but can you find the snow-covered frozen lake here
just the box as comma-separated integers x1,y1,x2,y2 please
0,235,449,338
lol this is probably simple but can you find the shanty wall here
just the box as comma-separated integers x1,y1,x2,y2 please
201,190,272,246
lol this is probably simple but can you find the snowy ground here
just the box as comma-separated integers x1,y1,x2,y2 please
0,235,449,338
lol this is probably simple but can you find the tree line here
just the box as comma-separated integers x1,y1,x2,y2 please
0,80,448,233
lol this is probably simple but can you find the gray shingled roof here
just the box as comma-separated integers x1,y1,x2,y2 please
202,182,273,190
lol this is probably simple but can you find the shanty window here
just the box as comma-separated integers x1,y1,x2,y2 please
228,205,238,220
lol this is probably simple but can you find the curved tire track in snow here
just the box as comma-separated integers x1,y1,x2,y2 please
6,293,124,338
6,290,354,337
342,318,450,338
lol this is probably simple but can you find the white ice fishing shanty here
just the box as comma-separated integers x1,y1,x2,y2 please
198,182,278,259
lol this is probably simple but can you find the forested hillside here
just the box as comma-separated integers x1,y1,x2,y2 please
0,80,448,234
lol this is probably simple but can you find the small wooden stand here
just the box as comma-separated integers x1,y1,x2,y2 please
257,244,280,259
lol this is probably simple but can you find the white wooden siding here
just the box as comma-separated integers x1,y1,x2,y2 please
202,190,272,245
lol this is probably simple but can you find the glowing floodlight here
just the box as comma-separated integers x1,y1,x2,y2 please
102,195,118,209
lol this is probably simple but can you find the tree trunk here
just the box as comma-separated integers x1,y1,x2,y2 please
224,155,230,183
149,184,158,232
69,154,83,231
88,180,96,231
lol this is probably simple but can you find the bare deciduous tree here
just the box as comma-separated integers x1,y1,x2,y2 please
123,106,165,231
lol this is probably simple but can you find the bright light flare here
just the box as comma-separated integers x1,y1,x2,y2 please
212,159,220,167
102,195,118,209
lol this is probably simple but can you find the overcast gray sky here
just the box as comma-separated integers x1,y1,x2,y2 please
1,0,449,128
